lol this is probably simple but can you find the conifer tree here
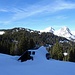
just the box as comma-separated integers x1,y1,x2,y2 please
69,46,75,62
51,41,63,60
29,38,35,49
10,43,15,55
18,36,29,55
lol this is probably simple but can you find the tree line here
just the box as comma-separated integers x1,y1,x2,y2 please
49,41,75,62
0,27,75,62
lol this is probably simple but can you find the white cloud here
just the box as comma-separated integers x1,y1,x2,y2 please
11,0,75,21
1,0,75,24
0,9,8,12
0,20,11,25
53,0,75,11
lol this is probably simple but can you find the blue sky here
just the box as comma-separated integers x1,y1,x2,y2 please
0,0,75,31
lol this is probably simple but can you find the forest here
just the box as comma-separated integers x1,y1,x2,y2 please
0,27,75,62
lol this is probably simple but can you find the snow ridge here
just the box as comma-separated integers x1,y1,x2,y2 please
54,26,75,41
40,27,55,33
40,26,75,41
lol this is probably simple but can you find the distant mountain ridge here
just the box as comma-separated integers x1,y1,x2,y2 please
54,27,75,41
0,26,75,42
40,27,55,33
40,26,75,41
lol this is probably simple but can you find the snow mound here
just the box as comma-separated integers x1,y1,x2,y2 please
29,46,48,62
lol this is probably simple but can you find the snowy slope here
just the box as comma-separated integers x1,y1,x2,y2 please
0,46,75,75
0,31,5,35
40,27,55,33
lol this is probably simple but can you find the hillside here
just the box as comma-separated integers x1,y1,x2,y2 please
0,27,69,43
0,46,75,75
0,27,75,62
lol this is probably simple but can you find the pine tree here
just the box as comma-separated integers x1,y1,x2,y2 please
51,41,63,60
10,43,15,55
29,38,35,49
69,46,75,62
18,36,29,55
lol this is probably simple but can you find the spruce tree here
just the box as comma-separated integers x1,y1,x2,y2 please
18,36,29,55
29,38,35,49
69,46,75,62
10,43,15,55
51,41,63,60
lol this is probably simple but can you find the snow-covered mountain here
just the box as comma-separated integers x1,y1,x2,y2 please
0,27,75,41
40,27,55,33
40,26,75,41
54,26,75,41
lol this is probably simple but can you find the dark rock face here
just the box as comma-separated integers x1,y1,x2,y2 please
18,51,33,62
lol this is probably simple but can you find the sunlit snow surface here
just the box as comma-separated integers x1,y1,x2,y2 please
0,31,5,35
0,46,75,75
